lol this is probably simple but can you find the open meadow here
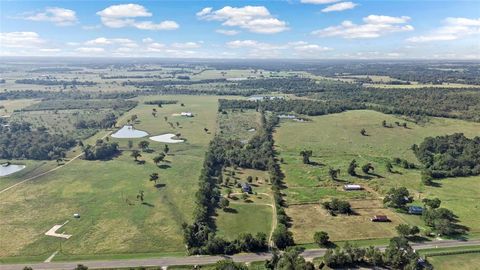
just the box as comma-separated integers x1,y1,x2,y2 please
274,110,480,243
0,95,220,261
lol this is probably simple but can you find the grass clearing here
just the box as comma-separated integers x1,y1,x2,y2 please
274,110,480,241
427,252,480,270
0,95,221,260
286,199,403,244
216,203,273,241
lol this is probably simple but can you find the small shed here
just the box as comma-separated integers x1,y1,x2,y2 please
371,215,389,222
180,112,193,117
408,206,423,215
73,213,80,218
343,184,363,191
241,183,252,193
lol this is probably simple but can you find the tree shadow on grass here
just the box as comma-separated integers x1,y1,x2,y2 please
136,160,146,165
367,172,384,179
155,183,166,189
355,174,374,180
308,161,325,167
223,208,238,214
158,164,171,169
142,202,155,207
407,235,431,243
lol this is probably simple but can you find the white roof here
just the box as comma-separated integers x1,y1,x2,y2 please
344,184,362,188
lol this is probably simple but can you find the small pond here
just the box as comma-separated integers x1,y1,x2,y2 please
111,125,149,138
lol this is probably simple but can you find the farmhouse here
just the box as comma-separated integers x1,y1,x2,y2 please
408,206,424,215
343,184,363,191
371,215,390,222
241,182,252,193
181,112,193,117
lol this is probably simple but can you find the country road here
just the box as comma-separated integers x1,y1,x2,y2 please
2,239,479,270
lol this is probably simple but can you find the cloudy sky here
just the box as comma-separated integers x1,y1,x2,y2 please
1,0,479,59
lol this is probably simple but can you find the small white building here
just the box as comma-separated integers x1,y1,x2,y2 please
343,184,363,191
180,112,193,117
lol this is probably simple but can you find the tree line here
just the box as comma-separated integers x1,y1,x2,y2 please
183,112,293,254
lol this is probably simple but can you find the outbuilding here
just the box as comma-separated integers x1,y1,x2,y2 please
241,183,252,194
180,112,193,117
408,206,424,215
371,215,390,222
343,184,363,191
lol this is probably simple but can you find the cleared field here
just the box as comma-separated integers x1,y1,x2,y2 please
427,252,480,270
286,199,403,244
0,99,40,116
0,95,219,260
216,203,273,241
217,110,261,141
274,110,480,239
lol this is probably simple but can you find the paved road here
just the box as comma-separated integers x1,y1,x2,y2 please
2,239,479,270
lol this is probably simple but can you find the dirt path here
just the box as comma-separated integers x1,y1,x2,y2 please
0,130,112,195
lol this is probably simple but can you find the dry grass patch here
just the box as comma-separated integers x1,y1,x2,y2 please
286,199,403,244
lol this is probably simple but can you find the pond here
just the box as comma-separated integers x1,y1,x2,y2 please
0,164,26,177
111,125,149,139
150,134,184,143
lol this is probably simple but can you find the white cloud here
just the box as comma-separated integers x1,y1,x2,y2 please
197,6,288,34
146,42,167,52
301,0,340,4
0,32,45,48
82,25,101,30
216,29,240,35
171,42,202,49
23,7,77,26
312,15,414,38
84,37,138,47
142,37,154,43
75,47,105,53
97,4,179,30
407,17,480,42
363,15,410,24
40,48,61,52
322,2,357,12
226,39,331,57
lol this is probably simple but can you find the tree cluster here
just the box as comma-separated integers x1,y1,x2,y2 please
414,133,480,178
0,122,76,160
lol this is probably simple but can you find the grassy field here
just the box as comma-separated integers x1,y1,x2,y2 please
427,252,480,270
0,95,220,261
0,99,39,116
286,199,403,243
217,110,261,142
274,110,480,242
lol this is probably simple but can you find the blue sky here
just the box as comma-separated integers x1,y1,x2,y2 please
1,0,479,59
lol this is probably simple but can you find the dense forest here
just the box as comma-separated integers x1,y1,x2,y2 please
74,113,118,129
219,98,365,117
0,122,76,160
414,133,480,178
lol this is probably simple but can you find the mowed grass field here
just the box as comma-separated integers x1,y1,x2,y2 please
0,95,220,261
287,200,402,243
274,110,480,242
427,253,480,270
